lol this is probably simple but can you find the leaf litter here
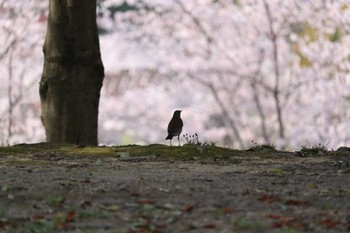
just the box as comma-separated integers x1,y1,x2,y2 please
0,145,349,232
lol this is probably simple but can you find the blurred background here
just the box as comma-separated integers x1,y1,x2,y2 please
0,0,349,150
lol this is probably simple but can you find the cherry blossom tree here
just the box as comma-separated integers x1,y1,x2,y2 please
1,0,349,149
98,0,350,149
0,0,46,144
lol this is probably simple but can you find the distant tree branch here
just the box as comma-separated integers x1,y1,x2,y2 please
263,0,285,140
174,0,213,59
0,39,16,60
187,73,244,148
248,50,270,143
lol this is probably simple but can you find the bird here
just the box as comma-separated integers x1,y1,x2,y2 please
165,110,183,146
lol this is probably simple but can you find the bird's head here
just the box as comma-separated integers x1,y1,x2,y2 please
174,110,182,116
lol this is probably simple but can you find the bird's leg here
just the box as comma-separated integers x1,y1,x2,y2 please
170,139,172,146
178,135,181,146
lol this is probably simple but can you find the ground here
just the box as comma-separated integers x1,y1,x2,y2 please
0,144,349,233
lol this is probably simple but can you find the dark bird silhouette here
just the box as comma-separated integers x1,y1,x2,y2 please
165,110,183,146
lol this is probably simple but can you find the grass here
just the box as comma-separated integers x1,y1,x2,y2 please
0,141,334,165
298,143,328,156
0,143,245,162
247,141,277,152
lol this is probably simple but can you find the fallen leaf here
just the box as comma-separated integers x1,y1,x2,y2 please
267,214,283,219
182,204,194,212
282,217,297,223
223,207,233,214
203,223,216,229
285,199,309,206
258,194,280,204
138,199,155,205
66,210,76,222
0,221,6,228
271,216,304,229
271,221,283,228
320,219,339,229
130,192,140,197
33,214,45,220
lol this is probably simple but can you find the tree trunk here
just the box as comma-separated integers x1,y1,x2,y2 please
40,0,104,145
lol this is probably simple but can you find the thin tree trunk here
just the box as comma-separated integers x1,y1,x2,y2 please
207,83,244,148
250,50,270,143
40,0,104,145
7,48,13,141
263,0,285,139
250,80,270,143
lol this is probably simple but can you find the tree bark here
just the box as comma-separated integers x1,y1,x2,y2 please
40,0,104,145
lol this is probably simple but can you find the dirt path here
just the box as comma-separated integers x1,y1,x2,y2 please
0,148,350,233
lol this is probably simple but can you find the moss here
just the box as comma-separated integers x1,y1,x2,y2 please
2,159,51,166
234,217,268,231
269,168,286,175
0,143,307,163
111,144,239,161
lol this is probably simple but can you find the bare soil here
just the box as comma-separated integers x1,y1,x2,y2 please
0,145,349,233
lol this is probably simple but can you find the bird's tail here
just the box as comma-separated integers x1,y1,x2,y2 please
165,135,173,140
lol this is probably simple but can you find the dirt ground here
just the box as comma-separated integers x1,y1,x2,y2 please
0,145,350,233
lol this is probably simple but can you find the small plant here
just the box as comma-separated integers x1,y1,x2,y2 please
183,133,200,145
298,143,328,156
247,141,277,152
183,133,217,147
